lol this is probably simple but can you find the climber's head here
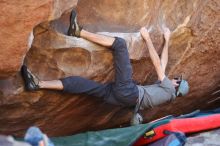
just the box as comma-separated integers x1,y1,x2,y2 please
172,75,189,97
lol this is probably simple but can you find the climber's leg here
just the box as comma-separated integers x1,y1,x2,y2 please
59,76,108,98
80,30,115,48
68,10,115,48
110,37,139,106
38,80,63,90
77,32,139,105
21,65,108,98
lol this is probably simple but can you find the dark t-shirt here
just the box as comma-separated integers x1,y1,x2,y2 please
137,77,176,109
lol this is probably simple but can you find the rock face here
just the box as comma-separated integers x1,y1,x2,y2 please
0,0,78,78
0,0,220,137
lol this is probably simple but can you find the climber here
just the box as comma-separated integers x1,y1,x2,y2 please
21,10,189,111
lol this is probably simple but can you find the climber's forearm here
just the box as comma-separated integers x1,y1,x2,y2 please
140,27,165,81
160,40,169,72
143,36,161,67
143,36,165,81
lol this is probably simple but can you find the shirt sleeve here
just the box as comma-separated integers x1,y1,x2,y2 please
160,77,173,89
160,76,177,99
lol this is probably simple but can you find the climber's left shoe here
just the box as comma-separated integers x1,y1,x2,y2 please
68,10,82,37
21,65,39,91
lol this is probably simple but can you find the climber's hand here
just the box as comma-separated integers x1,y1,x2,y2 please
162,25,171,41
140,27,150,39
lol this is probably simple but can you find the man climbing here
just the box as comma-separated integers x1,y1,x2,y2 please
21,10,189,115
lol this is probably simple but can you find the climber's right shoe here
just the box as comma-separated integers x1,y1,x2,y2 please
21,65,39,91
67,10,82,37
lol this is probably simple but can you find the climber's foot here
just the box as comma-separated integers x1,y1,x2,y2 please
21,65,39,91
68,10,82,37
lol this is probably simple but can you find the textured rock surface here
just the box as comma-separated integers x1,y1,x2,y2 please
0,0,220,137
0,0,78,78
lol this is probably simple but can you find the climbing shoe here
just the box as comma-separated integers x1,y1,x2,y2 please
21,65,39,91
67,10,82,37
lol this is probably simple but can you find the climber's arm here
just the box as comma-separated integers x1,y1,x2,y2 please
140,27,165,81
160,39,169,73
160,26,171,73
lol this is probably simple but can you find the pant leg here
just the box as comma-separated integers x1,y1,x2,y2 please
60,76,108,98
111,37,132,85
111,37,139,106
